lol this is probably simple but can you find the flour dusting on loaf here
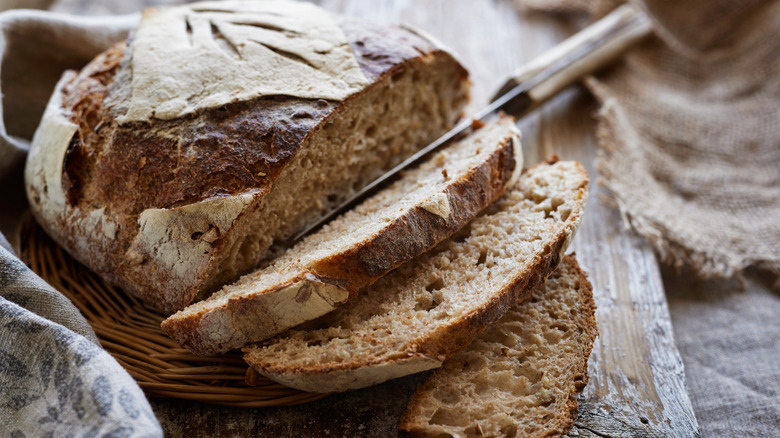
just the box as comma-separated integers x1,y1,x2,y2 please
243,160,589,393
25,0,470,313
121,0,369,122
162,117,520,355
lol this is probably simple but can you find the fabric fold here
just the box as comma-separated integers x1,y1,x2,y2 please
517,0,780,288
0,9,138,178
0,9,162,436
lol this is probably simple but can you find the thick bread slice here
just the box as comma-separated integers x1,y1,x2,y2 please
162,118,522,355
24,2,470,313
398,254,598,438
243,159,589,392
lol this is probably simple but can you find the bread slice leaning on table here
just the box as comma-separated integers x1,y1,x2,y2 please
243,159,589,393
24,0,470,314
162,117,522,356
399,254,598,438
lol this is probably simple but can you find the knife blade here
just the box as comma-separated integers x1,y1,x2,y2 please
293,3,652,243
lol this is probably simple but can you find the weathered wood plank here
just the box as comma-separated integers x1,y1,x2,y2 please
511,22,700,438
523,88,699,437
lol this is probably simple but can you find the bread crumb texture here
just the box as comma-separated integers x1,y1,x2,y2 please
25,1,470,313
399,254,598,438
162,118,520,355
243,160,589,393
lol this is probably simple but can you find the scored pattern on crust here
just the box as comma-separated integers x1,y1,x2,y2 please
119,0,370,122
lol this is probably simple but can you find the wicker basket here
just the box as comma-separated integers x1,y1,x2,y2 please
20,220,328,407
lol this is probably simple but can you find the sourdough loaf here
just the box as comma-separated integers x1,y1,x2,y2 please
243,159,589,392
398,254,598,438
24,0,470,313
162,117,521,355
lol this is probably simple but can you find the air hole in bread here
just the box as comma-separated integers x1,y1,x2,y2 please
301,332,325,347
559,207,572,222
451,225,471,243
476,249,488,266
425,277,445,293
433,388,461,404
430,407,459,426
500,423,518,436
415,279,445,313
464,425,483,436
514,365,541,382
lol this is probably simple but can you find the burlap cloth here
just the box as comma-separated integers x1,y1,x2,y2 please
517,0,780,435
520,0,780,288
0,0,778,435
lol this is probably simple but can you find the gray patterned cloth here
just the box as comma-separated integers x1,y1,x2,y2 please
1,244,162,436
0,8,163,437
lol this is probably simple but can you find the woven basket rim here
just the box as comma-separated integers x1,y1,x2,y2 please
20,219,328,408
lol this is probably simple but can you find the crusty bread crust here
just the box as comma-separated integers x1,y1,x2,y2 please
398,254,598,437
24,8,469,313
268,355,444,393
162,118,521,355
246,228,571,392
243,160,589,393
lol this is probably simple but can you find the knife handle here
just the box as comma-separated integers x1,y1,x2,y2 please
493,3,653,116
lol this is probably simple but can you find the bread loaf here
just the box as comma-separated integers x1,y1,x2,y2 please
398,254,598,437
162,117,521,355
243,159,589,392
24,0,470,313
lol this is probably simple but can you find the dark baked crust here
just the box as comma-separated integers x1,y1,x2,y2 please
27,13,470,313
311,136,518,294
161,123,519,356
398,254,599,437
241,161,590,392
61,17,457,216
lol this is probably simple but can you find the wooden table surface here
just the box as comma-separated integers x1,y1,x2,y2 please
49,0,701,436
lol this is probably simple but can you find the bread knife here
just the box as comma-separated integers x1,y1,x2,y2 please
294,3,652,242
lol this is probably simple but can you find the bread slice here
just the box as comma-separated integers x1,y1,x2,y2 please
398,254,598,437
162,117,521,355
25,2,470,313
242,159,589,392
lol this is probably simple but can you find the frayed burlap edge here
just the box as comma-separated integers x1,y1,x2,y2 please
588,80,780,291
